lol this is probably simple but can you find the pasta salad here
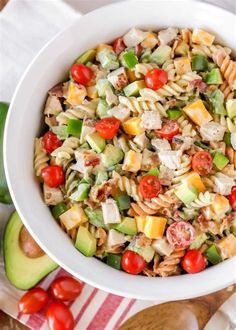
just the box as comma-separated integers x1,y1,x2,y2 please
34,27,236,277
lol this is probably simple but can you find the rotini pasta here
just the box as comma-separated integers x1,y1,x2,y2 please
185,191,214,209
156,249,185,277
177,115,197,137
51,137,80,164
112,171,141,201
34,138,49,176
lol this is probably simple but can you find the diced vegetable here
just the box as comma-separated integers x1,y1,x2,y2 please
51,126,68,140
150,45,172,65
190,233,208,250
123,80,145,97
204,245,222,264
95,171,108,185
213,152,229,170
167,108,182,120
135,216,146,233
106,254,122,270
96,99,109,119
122,50,138,68
96,79,112,97
66,82,87,105
183,172,206,193
115,194,131,211
226,99,236,119
86,131,106,153
141,48,151,63
205,68,223,84
97,48,119,70
85,207,107,228
70,182,91,202
76,49,96,64
152,238,174,256
143,168,159,177
192,55,208,71
115,217,137,235
101,144,124,167
75,226,96,257
174,183,198,204
207,90,226,115
52,203,68,220
67,119,82,137
175,41,189,56
224,132,232,146
127,241,155,262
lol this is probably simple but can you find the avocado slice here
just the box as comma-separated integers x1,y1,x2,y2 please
4,212,58,290
226,99,236,119
76,49,96,64
75,226,96,257
115,217,137,235
150,45,172,65
205,68,223,84
127,244,155,262
174,183,198,204
86,131,106,153
102,144,124,168
213,152,229,170
123,80,145,97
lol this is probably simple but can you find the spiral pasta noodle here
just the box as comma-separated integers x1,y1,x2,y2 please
157,249,185,277
34,138,49,176
177,116,197,137
172,155,192,185
186,191,215,209
112,171,141,201
51,137,80,164
134,63,157,78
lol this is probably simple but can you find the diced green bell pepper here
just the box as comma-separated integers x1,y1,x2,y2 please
207,90,226,115
123,50,138,69
143,168,159,177
52,203,68,220
106,253,122,270
67,119,82,137
115,194,131,211
70,182,90,202
51,125,68,140
76,49,96,64
192,55,209,71
213,152,229,170
204,244,222,264
205,68,223,84
167,108,182,120
194,141,210,150
224,132,232,147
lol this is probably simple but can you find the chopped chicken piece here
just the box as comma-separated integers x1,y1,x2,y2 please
43,184,63,205
158,150,181,170
141,110,162,130
200,122,225,142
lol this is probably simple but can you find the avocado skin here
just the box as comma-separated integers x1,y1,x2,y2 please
4,211,58,290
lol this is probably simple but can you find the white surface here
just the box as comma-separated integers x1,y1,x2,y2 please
3,0,236,301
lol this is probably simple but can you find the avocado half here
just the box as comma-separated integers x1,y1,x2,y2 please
4,211,58,290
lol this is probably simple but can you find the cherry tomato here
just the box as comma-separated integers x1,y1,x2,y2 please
50,276,82,301
42,131,62,154
70,64,94,86
113,37,126,54
139,175,161,199
155,120,180,140
228,186,236,210
46,301,74,330
166,221,196,249
95,117,120,139
41,165,64,188
191,151,213,175
18,288,49,314
145,68,168,90
182,249,206,274
121,250,147,275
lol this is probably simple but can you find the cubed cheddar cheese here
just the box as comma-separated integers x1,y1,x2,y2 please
135,216,146,232
96,43,113,60
144,216,167,239
183,99,213,126
59,204,87,231
174,57,192,75
66,82,87,106
216,234,236,259
210,194,230,215
141,32,159,49
122,150,142,172
87,85,98,99
192,28,215,46
122,117,145,135
183,171,206,193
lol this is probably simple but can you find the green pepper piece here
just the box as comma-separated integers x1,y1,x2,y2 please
115,194,131,211
167,108,182,120
76,49,96,64
52,203,68,220
204,68,223,84
123,50,138,69
224,132,232,147
143,168,159,177
67,119,82,137
207,90,226,115
194,141,210,150
0,102,12,204
213,152,229,170
70,182,90,202
106,253,122,270
204,245,222,264
192,55,209,71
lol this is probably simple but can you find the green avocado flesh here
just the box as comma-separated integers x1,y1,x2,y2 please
4,211,58,290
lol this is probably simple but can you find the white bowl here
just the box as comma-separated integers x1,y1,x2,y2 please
4,0,236,301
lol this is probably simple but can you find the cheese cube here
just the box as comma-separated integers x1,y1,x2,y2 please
59,204,87,231
144,216,167,239
135,216,146,232
174,57,192,75
183,171,206,193
87,85,98,99
216,234,236,259
66,82,87,106
210,194,230,216
141,32,159,49
122,150,142,172
192,28,215,46
183,99,213,126
122,117,145,135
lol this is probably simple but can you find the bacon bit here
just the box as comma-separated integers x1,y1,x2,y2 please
135,233,152,248
48,83,64,98
153,255,160,273
135,44,144,57
89,179,117,204
166,99,177,107
95,228,107,246
143,268,156,277
85,158,100,167
190,79,207,92
106,244,125,254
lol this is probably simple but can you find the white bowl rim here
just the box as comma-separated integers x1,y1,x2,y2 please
4,0,236,301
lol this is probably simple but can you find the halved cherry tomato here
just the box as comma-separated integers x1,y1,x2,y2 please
182,249,206,274
50,276,82,301
228,186,236,210
18,288,49,314
41,165,64,188
113,37,126,54
46,301,74,330
191,151,213,175
121,250,147,275
155,120,180,140
70,64,94,86
139,175,161,199
145,68,168,90
166,221,196,249
42,131,62,154
95,117,120,139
